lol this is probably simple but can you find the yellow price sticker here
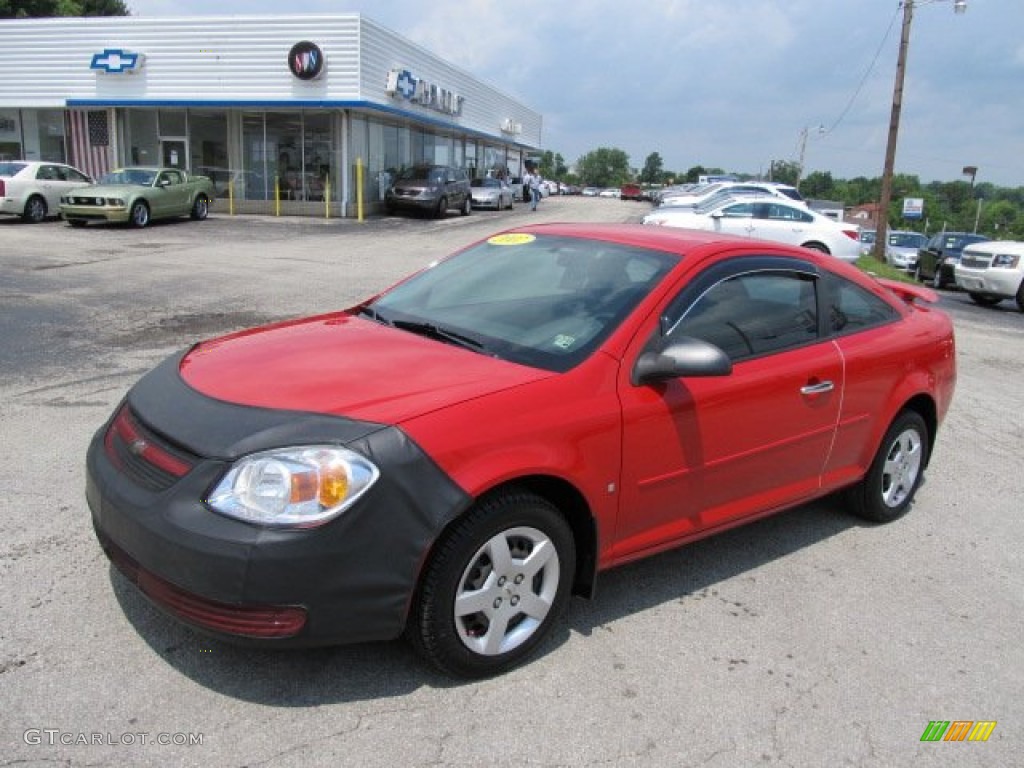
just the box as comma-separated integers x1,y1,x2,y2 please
487,233,536,246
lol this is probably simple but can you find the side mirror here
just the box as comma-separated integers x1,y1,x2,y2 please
710,211,724,219
632,336,732,385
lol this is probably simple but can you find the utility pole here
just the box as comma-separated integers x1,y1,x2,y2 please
874,0,914,262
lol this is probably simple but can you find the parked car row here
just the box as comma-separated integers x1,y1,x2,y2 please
1,160,216,228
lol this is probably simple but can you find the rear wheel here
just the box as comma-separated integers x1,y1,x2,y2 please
190,194,209,220
407,487,575,678
802,242,830,254
23,195,47,223
847,410,928,523
129,201,150,228
1016,281,1024,313
968,292,1001,307
932,266,946,289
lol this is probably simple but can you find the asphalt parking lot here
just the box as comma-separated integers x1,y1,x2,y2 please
2,197,1021,767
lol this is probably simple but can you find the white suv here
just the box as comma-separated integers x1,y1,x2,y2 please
955,240,1024,312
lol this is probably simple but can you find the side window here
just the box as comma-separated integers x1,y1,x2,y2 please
37,165,57,181
670,271,819,361
722,202,753,218
826,275,898,334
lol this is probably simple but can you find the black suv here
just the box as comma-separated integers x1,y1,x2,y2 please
384,165,471,218
915,231,990,289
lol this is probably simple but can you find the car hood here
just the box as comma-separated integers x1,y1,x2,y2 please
178,312,550,424
67,183,143,196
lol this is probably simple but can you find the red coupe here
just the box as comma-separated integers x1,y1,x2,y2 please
86,224,956,677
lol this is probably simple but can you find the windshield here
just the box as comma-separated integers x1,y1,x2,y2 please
100,169,157,186
366,234,676,372
397,165,443,184
471,178,502,188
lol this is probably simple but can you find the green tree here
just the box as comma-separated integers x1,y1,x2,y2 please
576,147,631,188
800,171,835,200
639,152,663,184
536,151,567,181
769,160,800,186
1,0,128,17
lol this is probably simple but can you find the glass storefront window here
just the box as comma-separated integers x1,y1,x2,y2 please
189,110,229,192
157,109,187,137
126,110,159,166
36,110,66,163
266,112,303,201
303,112,333,202
241,112,271,201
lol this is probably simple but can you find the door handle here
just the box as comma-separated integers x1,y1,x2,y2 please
801,380,834,395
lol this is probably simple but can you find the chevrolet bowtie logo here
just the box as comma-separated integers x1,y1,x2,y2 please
90,48,144,74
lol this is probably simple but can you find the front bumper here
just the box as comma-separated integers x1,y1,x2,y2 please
86,350,472,646
955,266,1022,299
60,204,130,223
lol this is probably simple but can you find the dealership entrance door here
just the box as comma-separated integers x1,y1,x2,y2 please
161,139,187,169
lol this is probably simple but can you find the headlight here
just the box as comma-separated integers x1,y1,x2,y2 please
106,198,125,206
992,253,1021,269
206,446,379,528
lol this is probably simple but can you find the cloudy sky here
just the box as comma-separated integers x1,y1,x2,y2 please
124,0,1023,187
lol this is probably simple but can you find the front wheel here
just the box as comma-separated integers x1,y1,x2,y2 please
129,201,150,228
931,266,945,289
434,196,448,219
968,292,1002,307
23,195,47,223
407,488,575,678
847,410,929,523
190,194,209,220
460,196,471,216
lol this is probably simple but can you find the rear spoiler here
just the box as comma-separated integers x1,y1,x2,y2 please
874,277,938,305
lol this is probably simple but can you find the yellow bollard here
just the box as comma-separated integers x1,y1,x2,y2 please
324,175,330,219
357,157,364,222
228,180,234,216
274,175,280,216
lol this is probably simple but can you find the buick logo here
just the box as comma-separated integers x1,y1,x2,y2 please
288,41,325,81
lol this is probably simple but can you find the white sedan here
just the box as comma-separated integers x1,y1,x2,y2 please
0,160,93,223
643,196,861,262
469,178,513,210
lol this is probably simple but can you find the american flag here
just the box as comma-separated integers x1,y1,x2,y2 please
67,110,112,179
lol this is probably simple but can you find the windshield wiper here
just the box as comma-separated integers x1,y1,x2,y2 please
391,319,488,353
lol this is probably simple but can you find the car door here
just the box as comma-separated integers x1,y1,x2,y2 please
746,202,814,248
709,201,756,238
612,255,843,562
154,169,188,216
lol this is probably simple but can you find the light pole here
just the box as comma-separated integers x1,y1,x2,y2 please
795,124,824,191
873,0,967,262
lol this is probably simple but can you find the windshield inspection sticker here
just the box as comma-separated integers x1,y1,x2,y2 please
487,233,536,246
553,334,576,350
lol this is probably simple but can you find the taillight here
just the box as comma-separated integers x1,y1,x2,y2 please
842,229,860,241
0,179,6,196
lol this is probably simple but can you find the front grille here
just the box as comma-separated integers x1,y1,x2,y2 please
103,405,198,492
68,197,103,206
960,253,991,269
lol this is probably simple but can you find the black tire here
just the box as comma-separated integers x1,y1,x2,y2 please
912,263,923,283
968,292,1001,307
931,266,945,289
190,194,209,220
434,196,448,219
23,195,47,224
1016,281,1024,313
459,196,471,216
129,201,150,228
847,410,929,523
407,487,575,678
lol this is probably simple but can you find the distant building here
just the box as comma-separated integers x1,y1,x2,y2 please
0,15,541,216
847,203,881,229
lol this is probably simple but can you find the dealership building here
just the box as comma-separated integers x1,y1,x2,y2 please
0,15,542,216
